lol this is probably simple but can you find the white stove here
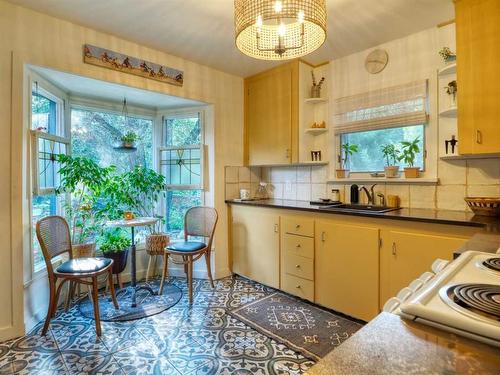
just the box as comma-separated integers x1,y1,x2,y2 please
398,251,500,347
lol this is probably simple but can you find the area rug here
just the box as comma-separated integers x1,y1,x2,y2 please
78,281,182,322
229,292,363,361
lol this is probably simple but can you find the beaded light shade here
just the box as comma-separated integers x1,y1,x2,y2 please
234,0,327,60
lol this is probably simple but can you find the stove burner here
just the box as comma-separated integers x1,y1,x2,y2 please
483,258,500,272
447,284,500,321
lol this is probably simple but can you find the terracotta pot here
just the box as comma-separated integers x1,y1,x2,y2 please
103,248,129,274
146,233,170,256
384,165,400,178
404,167,420,178
336,169,350,179
72,242,96,258
121,141,136,148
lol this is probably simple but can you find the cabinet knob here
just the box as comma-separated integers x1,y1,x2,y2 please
295,224,301,229
285,149,290,158
296,244,301,248
295,264,301,269
295,285,301,289
476,130,483,144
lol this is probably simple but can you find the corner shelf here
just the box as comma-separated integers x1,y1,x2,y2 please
439,107,457,117
438,63,456,76
304,128,328,135
304,97,328,104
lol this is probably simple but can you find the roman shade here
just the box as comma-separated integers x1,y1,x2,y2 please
333,80,428,134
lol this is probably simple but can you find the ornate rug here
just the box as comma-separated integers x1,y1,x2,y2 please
229,292,363,361
78,281,182,322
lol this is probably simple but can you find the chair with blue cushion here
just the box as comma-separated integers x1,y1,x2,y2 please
159,206,218,303
36,215,118,336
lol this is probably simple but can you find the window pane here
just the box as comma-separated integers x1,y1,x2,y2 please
31,89,57,134
71,108,153,172
165,190,202,240
32,195,57,272
341,125,424,172
164,114,201,146
160,147,202,187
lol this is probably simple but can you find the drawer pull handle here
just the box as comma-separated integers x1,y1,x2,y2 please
295,264,301,269
274,224,279,233
392,242,397,256
476,130,483,144
295,224,301,229
295,285,301,289
321,231,326,242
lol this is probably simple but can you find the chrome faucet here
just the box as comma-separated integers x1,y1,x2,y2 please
359,184,377,205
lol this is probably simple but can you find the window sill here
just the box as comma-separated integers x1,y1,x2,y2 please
328,177,439,185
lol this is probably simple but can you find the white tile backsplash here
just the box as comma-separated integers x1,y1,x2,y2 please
296,183,312,201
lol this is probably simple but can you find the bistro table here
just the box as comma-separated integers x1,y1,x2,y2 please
106,217,159,308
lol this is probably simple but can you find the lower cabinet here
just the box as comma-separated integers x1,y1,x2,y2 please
231,205,280,288
315,221,380,321
380,230,468,306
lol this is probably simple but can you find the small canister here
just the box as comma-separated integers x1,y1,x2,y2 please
387,195,400,208
331,189,340,202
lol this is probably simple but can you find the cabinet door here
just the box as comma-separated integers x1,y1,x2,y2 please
456,0,500,154
381,231,467,305
231,206,280,288
315,220,380,321
246,65,294,165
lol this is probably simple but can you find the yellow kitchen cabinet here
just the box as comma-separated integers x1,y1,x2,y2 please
380,230,468,306
244,61,299,165
456,0,500,154
315,220,380,321
231,205,280,288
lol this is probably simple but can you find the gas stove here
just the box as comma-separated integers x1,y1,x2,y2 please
399,251,500,347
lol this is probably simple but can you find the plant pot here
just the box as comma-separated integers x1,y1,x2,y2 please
311,86,321,98
336,169,350,179
384,165,400,178
103,248,129,274
72,242,96,258
121,141,136,148
445,55,456,64
146,233,170,256
404,167,420,178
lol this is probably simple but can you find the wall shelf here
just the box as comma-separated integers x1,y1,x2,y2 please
439,107,457,117
438,63,456,76
304,97,328,104
440,154,500,161
328,177,439,185
305,128,328,135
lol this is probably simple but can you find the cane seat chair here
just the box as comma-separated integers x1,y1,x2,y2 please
36,215,118,336
159,207,218,303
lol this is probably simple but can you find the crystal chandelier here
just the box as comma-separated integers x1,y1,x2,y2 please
234,0,327,60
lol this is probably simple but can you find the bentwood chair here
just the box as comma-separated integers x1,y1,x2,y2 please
36,215,119,336
159,207,218,303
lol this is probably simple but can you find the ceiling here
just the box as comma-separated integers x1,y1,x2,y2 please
10,0,454,77
31,66,204,109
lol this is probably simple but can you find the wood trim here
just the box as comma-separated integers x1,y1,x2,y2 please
437,19,455,28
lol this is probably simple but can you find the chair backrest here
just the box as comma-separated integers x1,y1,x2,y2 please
184,206,218,245
36,215,73,273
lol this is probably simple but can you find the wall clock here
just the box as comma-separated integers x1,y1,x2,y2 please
365,49,389,74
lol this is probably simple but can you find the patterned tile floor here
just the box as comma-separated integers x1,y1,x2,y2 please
0,276,318,375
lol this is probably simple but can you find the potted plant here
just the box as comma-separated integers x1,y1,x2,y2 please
445,80,457,108
120,131,138,148
310,71,325,98
99,228,131,275
399,137,421,178
56,155,114,256
336,143,358,178
381,144,400,178
439,47,456,64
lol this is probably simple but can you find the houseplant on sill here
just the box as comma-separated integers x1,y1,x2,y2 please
56,154,114,257
99,228,131,276
336,143,358,178
399,137,421,178
381,144,400,178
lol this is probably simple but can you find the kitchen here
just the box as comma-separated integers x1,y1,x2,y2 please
0,0,499,374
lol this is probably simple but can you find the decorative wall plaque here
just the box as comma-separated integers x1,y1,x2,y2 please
83,44,183,86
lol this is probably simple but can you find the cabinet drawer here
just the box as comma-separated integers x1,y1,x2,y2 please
283,253,314,281
282,217,314,237
282,234,314,259
282,273,314,301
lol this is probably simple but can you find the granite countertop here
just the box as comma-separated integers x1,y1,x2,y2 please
305,312,500,375
226,199,500,230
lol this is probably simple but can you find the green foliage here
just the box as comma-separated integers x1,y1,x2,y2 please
56,154,115,244
439,47,456,62
120,131,138,143
380,144,400,166
399,137,421,167
98,228,131,254
340,143,359,169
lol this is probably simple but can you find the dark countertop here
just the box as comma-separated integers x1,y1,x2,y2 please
305,312,500,375
226,199,500,231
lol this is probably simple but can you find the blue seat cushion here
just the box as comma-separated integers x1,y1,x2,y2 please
56,257,112,274
167,241,207,253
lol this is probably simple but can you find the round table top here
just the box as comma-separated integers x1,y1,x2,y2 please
106,217,159,228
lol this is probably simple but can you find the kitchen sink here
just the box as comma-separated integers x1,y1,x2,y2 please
320,203,401,213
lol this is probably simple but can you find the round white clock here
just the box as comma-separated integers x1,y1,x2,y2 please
365,49,389,74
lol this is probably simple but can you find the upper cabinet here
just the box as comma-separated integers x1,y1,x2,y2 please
456,0,500,154
244,61,330,166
